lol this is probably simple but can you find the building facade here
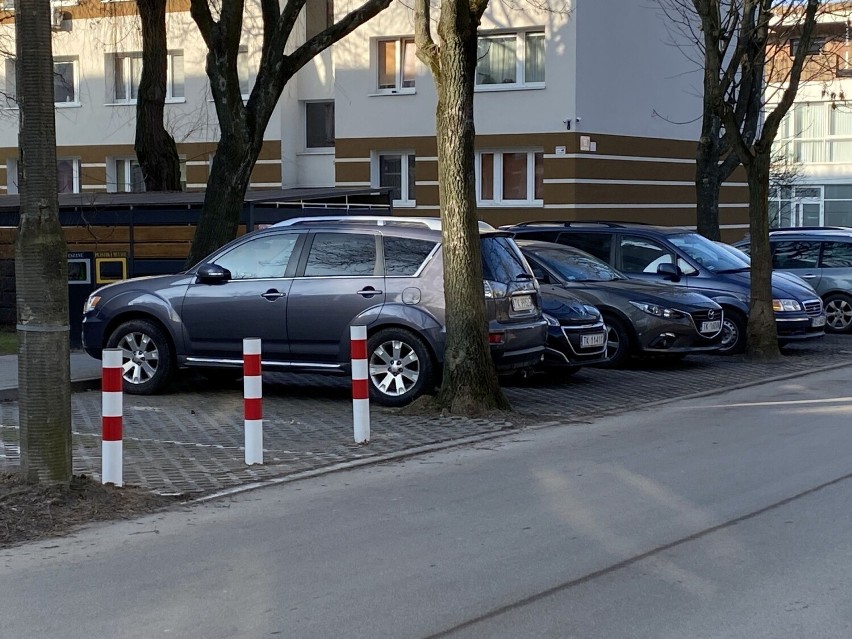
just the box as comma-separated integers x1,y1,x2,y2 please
0,0,749,231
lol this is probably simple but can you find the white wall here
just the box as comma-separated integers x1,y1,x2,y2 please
574,0,703,142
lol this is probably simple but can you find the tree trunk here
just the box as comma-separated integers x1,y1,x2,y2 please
745,151,780,359
432,16,509,414
695,130,722,242
15,0,72,484
185,136,256,266
135,0,181,192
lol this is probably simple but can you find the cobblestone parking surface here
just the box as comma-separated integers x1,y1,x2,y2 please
2,335,851,496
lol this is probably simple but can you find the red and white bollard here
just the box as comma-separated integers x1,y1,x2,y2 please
243,338,263,465
350,325,370,444
101,348,123,486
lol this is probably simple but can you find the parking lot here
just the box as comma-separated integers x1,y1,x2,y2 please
2,335,851,497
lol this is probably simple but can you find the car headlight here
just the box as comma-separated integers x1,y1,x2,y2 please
543,313,560,327
629,301,685,319
84,295,101,314
583,305,601,318
772,299,802,312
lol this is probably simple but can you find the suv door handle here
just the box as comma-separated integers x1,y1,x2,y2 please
261,289,286,300
357,286,383,298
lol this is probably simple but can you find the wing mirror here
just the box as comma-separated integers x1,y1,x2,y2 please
196,263,231,283
657,262,682,281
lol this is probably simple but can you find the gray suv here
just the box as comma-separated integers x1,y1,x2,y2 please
82,218,547,406
734,227,852,333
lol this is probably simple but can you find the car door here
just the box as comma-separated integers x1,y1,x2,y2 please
772,239,822,291
615,234,696,287
286,231,385,362
179,231,302,361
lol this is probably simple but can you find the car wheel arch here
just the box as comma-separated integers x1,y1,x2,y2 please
103,311,177,356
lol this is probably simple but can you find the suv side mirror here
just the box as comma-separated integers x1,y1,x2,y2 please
196,263,231,283
657,262,681,281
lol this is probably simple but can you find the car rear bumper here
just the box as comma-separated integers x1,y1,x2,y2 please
490,319,548,372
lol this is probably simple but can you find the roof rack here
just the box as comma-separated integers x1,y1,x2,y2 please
769,226,852,232
503,220,652,229
274,215,495,231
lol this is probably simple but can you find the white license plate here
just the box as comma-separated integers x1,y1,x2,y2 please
581,332,606,348
511,295,534,312
701,320,722,333
813,315,826,327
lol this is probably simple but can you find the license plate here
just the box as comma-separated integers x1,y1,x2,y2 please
581,332,606,348
511,295,534,312
813,315,826,327
701,320,721,333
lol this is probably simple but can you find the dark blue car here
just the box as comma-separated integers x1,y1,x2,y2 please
502,222,826,354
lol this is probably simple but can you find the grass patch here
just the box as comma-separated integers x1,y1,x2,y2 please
0,329,15,355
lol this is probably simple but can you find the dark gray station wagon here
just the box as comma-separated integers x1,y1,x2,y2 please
82,218,547,406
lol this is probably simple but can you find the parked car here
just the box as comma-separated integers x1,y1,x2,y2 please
538,287,608,374
82,217,547,406
516,240,725,366
733,227,852,333
503,221,826,354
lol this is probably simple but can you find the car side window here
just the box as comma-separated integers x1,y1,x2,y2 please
383,237,437,276
526,259,552,284
773,240,820,269
214,234,298,280
620,236,672,273
303,232,378,277
820,241,852,268
557,232,612,263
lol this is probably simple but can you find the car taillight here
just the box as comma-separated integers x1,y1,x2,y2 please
488,331,505,345
483,280,508,299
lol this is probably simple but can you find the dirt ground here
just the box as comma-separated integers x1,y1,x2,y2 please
0,472,182,549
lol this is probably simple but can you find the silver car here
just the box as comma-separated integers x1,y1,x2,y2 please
82,217,547,406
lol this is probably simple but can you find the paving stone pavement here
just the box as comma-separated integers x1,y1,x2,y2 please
2,335,851,497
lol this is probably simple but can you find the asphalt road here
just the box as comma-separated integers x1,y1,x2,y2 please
2,366,852,638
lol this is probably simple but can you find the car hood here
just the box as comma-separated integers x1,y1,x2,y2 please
540,287,601,322
559,279,721,311
722,270,819,300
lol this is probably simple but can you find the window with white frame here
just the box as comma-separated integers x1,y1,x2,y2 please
3,58,16,107
475,30,544,89
776,102,852,164
477,150,543,205
376,37,415,93
57,158,80,193
113,51,184,103
113,158,146,193
53,57,78,104
373,152,415,205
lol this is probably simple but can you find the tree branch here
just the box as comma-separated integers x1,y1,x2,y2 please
414,0,441,79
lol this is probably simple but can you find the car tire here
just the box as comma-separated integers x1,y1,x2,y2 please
598,315,631,368
718,309,747,355
367,328,434,407
824,293,852,333
106,319,174,395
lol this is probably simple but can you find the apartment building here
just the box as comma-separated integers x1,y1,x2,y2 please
770,5,852,228
0,0,748,229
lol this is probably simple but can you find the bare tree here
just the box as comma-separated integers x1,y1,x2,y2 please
701,0,822,358
135,0,182,192
414,0,510,414
14,0,71,483
184,0,392,266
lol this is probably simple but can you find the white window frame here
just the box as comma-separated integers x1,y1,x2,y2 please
109,157,145,193
111,50,184,104
475,30,545,92
476,149,543,207
238,46,251,99
304,100,335,151
56,157,81,194
372,151,416,207
53,57,79,106
374,37,416,95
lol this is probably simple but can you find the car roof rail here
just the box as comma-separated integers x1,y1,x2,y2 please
506,220,652,229
769,226,852,232
273,215,495,231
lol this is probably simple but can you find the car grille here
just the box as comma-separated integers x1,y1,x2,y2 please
688,308,723,336
803,299,823,316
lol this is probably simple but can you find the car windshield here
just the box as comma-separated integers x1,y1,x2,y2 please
668,232,750,273
531,246,625,282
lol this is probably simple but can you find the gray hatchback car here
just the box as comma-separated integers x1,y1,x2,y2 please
734,227,852,333
82,218,547,406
